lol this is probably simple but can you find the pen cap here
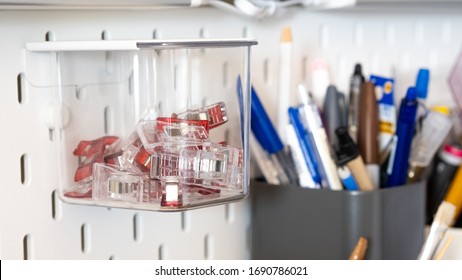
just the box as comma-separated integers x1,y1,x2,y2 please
354,64,365,81
358,82,379,164
415,68,430,100
250,86,284,154
335,126,359,165
324,85,343,148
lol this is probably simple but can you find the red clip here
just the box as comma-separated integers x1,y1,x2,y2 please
73,136,119,182
73,136,119,157
134,146,152,172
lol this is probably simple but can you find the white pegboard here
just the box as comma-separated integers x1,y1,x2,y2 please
1,6,462,260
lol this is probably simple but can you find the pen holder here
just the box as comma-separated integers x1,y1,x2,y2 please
251,180,426,260
26,39,257,211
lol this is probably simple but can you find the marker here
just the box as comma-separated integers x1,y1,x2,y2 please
387,87,418,187
277,27,293,144
336,126,375,191
324,85,347,151
298,85,342,190
348,64,365,142
358,82,380,189
337,166,358,191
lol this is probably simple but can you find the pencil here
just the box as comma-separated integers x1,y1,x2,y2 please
349,236,368,260
277,26,293,145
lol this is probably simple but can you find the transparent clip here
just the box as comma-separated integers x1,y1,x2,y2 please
150,143,243,188
176,102,228,129
92,163,161,203
137,118,210,153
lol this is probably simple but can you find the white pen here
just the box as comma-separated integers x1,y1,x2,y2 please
297,84,343,190
250,134,282,185
277,27,293,144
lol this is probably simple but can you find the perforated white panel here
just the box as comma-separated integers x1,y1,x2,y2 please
1,6,462,260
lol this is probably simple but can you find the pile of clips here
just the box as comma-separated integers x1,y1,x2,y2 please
64,102,244,209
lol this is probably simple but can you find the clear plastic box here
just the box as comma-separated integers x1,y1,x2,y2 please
27,39,257,211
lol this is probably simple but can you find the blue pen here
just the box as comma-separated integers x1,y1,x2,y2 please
288,107,322,186
387,87,418,187
249,85,299,185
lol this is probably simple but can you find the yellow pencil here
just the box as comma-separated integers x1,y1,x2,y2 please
444,165,462,225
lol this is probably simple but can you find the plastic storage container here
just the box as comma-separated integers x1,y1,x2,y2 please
26,39,257,211
251,180,425,260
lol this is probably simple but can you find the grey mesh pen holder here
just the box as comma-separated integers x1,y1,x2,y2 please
251,180,426,260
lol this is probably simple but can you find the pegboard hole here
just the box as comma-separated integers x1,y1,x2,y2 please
204,234,213,260
17,73,26,104
45,31,56,42
224,129,231,144
225,203,235,223
109,255,116,260
158,244,166,260
152,29,161,39
181,211,191,232
23,234,32,260
51,190,61,220
242,26,251,38
246,225,251,252
222,61,229,87
104,106,113,135
133,213,142,242
101,30,111,40
48,129,54,142
199,27,209,38
81,224,91,254
319,24,329,49
20,154,29,185
263,59,270,84
301,56,308,81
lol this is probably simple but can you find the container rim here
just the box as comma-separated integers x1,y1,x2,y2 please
26,38,258,52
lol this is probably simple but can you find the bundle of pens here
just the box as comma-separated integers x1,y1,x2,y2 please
249,27,462,260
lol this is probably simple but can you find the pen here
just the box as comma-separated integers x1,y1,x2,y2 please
298,84,343,190
336,126,375,191
288,107,322,187
387,87,418,187
277,26,293,144
286,123,318,188
250,85,299,185
348,63,365,143
358,81,380,189
324,85,347,151
249,134,282,185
